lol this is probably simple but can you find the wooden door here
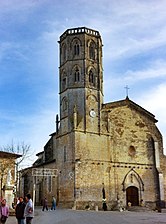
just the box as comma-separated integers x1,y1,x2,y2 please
126,186,139,206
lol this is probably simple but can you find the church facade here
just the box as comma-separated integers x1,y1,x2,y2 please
22,27,166,210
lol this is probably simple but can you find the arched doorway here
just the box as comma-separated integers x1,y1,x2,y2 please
126,186,139,206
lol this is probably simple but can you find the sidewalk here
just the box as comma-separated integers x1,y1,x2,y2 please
6,215,16,224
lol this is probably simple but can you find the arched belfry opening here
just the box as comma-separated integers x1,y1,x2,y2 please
122,168,144,206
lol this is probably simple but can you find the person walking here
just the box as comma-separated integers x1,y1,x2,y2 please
15,196,26,224
0,199,9,224
51,196,56,210
24,194,34,224
42,197,48,211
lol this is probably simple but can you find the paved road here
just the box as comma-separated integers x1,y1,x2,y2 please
6,208,166,224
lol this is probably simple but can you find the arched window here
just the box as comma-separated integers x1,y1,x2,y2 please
62,44,67,62
128,146,136,157
74,42,80,56
74,66,80,82
62,97,67,111
89,42,95,60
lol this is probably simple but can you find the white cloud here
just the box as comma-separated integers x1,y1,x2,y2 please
0,0,42,13
124,60,166,82
137,83,166,118
0,42,12,61
0,108,57,156
0,41,30,63
104,58,166,97
100,1,166,61
136,83,166,154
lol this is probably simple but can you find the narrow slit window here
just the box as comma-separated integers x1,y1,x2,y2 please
64,146,67,162
62,77,67,90
62,97,67,111
74,67,80,82
89,70,94,84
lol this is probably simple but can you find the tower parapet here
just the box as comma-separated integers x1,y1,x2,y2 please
60,27,100,42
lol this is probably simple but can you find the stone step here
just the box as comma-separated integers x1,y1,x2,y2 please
127,206,153,212
161,208,166,213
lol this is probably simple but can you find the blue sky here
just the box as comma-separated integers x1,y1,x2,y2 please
0,0,166,165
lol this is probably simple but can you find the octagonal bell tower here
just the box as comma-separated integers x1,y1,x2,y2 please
58,27,103,134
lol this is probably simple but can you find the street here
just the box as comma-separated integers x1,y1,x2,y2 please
7,207,166,224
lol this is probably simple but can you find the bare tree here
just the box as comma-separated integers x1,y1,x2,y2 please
1,141,34,168
0,141,35,196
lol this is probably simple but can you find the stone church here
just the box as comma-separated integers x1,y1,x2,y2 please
20,27,166,210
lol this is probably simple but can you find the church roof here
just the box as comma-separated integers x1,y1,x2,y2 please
102,97,158,123
36,151,44,156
